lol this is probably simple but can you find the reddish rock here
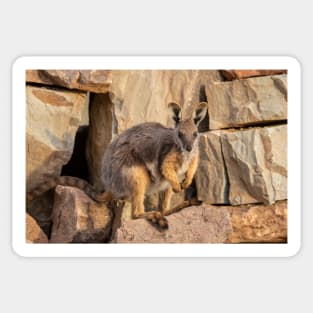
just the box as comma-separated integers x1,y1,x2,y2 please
50,186,112,243
26,214,48,243
113,205,232,243
220,70,287,80
26,70,112,93
227,200,287,243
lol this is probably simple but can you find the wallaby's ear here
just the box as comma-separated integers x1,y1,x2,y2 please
168,102,182,125
193,102,207,126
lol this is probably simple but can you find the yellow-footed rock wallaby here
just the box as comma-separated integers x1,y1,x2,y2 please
27,101,208,229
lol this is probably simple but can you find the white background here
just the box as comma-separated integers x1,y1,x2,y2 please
1,1,311,312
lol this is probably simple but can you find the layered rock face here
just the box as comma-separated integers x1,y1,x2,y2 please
25,69,288,244
26,85,88,191
206,74,287,129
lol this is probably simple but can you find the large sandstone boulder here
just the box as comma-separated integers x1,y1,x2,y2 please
26,86,88,191
221,125,287,205
227,200,287,243
206,74,287,129
113,205,232,243
50,186,112,243
195,130,229,204
195,125,287,205
220,70,287,81
26,214,48,243
86,93,114,191
26,70,112,93
109,70,222,133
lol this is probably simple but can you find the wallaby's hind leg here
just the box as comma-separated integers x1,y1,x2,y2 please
129,165,168,229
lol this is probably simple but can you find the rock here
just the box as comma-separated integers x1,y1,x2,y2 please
26,70,112,93
195,131,229,204
113,205,232,243
227,200,287,243
26,189,54,237
220,70,287,81
109,70,222,133
50,186,112,243
26,86,88,192
221,125,287,205
85,93,114,191
206,74,287,129
26,214,48,243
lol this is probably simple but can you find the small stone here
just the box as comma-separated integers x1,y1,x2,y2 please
49,186,112,243
26,214,48,243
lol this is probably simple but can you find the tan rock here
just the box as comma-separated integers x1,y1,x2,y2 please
50,186,112,243
26,86,88,191
195,131,229,204
221,125,287,205
220,70,287,81
109,70,222,133
227,200,287,243
113,204,232,243
26,70,112,93
206,74,287,129
85,93,114,191
26,214,48,243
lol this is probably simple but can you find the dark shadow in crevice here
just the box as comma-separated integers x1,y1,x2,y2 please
61,125,90,182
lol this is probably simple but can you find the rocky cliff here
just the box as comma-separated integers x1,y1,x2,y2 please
25,69,287,244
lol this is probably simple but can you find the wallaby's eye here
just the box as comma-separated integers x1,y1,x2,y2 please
193,132,198,138
178,131,183,139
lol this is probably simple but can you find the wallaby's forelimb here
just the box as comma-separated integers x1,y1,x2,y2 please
161,149,182,193
181,155,199,190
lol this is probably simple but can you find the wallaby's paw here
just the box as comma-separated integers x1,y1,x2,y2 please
146,211,169,230
181,179,191,190
172,183,181,193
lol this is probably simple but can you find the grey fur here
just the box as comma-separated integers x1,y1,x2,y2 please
101,102,207,201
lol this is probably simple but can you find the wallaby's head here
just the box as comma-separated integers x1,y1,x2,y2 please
168,102,207,152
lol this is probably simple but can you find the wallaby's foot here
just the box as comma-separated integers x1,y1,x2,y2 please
133,211,168,229
181,178,192,190
146,211,169,229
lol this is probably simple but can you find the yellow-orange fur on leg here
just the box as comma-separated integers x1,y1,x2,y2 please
161,149,182,193
181,154,199,190
127,165,151,218
161,187,173,215
127,165,169,229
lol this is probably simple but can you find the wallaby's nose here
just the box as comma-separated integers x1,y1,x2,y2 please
186,145,192,152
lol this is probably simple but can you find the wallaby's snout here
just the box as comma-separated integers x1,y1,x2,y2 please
177,119,198,152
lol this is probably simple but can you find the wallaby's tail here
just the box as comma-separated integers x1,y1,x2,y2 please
26,176,113,204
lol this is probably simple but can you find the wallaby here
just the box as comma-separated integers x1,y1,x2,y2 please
27,101,208,229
